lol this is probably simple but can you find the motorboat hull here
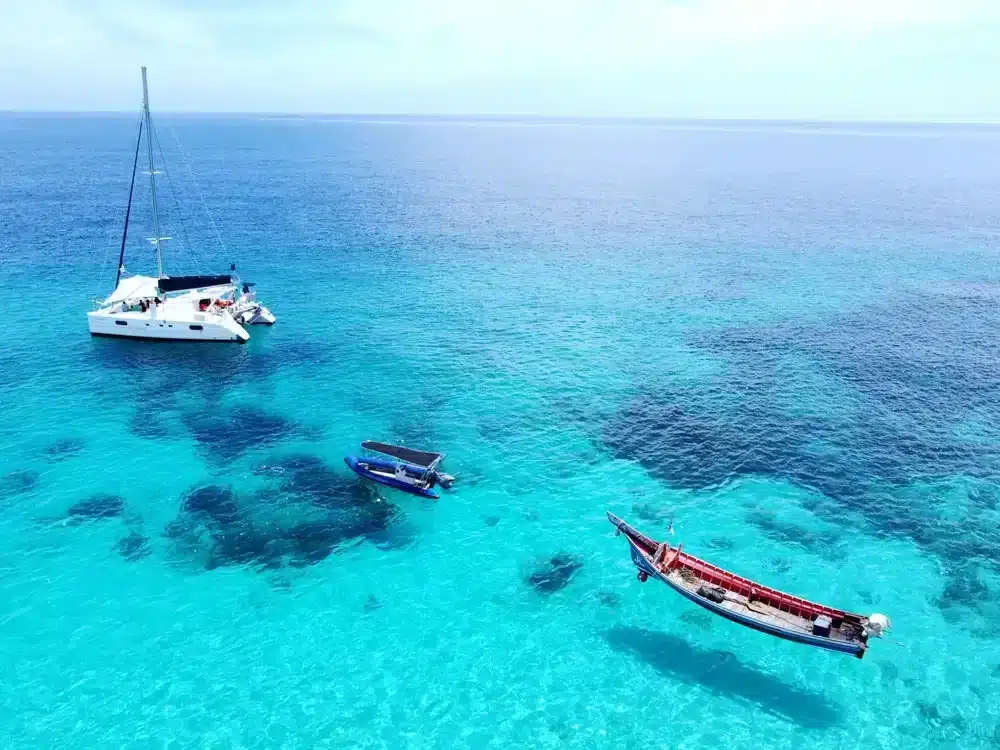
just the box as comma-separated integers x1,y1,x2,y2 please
344,456,440,499
607,512,875,658
623,534,866,656
358,440,455,488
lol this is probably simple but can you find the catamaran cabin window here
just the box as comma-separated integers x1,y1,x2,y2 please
115,320,128,326
189,325,203,331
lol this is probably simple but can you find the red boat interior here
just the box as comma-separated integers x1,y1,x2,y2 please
631,527,864,626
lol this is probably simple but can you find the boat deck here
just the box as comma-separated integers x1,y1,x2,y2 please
356,460,432,489
664,567,860,644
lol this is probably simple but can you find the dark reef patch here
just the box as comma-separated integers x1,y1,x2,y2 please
169,460,405,572
599,290,1000,571
603,627,840,729
525,553,583,594
183,405,297,462
130,409,168,441
68,494,125,521
916,700,967,733
2,469,39,496
746,511,843,555
163,517,195,540
936,565,991,611
278,464,374,509
283,519,351,567
206,525,283,570
43,437,85,461
116,532,152,562
603,395,755,491
89,338,332,407
182,485,242,529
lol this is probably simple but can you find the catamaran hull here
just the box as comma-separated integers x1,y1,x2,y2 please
87,310,249,343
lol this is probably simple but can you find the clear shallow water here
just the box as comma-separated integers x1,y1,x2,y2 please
1,115,1000,748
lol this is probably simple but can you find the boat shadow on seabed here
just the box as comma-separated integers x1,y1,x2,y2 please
602,626,842,730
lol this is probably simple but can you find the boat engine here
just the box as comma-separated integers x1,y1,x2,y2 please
865,613,891,637
435,472,456,489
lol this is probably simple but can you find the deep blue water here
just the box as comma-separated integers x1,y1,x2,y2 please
1,114,1000,748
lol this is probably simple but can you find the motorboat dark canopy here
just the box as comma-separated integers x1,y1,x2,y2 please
158,274,233,293
361,440,444,470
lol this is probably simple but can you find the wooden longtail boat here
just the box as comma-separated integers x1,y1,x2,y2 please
607,512,889,659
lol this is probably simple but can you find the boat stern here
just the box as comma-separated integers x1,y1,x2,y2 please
221,311,251,342
251,305,276,325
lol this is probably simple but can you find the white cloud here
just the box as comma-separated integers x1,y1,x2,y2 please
0,0,998,118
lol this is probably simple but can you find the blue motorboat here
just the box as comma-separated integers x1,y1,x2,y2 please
344,441,456,499
344,455,441,499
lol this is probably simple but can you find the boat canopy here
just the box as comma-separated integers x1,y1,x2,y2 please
362,441,444,470
103,275,160,305
158,274,233,293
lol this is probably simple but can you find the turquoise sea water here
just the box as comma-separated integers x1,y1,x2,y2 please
2,115,1000,748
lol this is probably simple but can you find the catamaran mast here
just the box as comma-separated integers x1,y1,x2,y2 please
141,66,166,279
115,117,143,288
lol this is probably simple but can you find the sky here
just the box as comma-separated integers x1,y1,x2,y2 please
1,0,999,120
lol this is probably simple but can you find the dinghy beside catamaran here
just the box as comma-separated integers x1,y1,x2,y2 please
87,67,275,343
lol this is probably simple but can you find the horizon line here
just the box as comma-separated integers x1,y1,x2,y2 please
1,110,999,127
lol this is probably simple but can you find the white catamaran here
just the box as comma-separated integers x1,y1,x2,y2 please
88,67,275,343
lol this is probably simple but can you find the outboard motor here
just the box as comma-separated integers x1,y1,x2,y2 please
865,613,891,637
435,472,456,489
